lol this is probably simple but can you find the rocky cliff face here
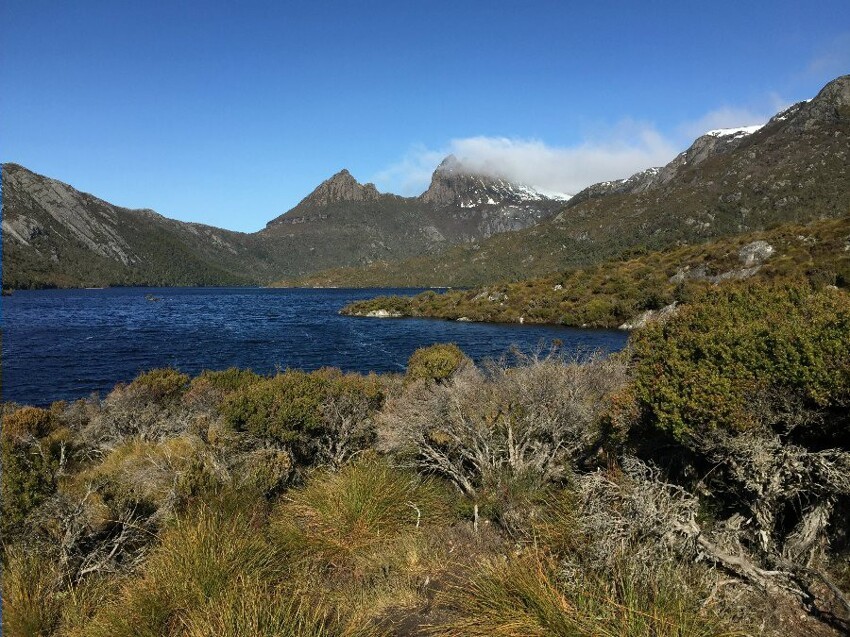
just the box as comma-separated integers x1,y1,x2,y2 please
2,165,141,266
1,163,266,288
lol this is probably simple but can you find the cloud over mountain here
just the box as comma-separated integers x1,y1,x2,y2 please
374,123,680,198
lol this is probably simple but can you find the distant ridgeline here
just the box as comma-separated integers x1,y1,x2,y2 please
4,74,850,290
1,157,564,289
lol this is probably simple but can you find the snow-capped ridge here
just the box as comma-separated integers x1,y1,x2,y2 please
703,125,763,138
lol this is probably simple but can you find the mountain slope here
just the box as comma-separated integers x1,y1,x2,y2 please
283,74,850,288
2,159,565,288
0,163,265,288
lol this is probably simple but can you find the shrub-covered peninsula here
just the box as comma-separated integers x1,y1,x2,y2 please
342,216,850,329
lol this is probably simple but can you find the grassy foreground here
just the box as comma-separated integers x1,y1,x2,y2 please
2,280,850,636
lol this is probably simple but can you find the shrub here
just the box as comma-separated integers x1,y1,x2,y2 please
221,369,384,465
193,367,262,393
386,354,627,495
127,367,190,402
184,367,263,408
236,447,295,497
3,406,57,441
77,436,211,514
1,410,64,535
630,280,850,445
405,343,469,383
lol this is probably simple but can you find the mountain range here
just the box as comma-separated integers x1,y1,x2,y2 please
284,74,850,287
1,155,564,289
3,74,849,290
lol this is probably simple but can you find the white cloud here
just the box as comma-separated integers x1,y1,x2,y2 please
371,144,446,196
373,90,802,198
373,123,679,197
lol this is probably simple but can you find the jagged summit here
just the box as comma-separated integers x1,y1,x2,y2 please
297,169,381,208
420,155,569,208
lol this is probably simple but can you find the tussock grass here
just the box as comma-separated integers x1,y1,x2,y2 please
81,503,281,637
433,553,741,637
271,458,455,573
1,548,63,637
180,576,375,637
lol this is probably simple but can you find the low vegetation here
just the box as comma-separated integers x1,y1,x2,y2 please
3,279,849,636
342,215,850,328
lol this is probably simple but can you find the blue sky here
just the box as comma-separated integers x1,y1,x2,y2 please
2,1,848,232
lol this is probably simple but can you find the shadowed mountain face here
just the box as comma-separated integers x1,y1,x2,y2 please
284,74,850,288
4,74,849,290
2,158,565,288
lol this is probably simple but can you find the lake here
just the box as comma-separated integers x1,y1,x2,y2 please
1,287,629,406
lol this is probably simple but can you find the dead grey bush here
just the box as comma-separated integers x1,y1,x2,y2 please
703,431,850,561
381,353,627,494
76,387,201,459
575,454,850,626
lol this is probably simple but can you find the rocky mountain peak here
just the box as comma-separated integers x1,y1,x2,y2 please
420,155,567,208
813,74,850,109
297,169,380,208
435,154,462,173
789,74,850,130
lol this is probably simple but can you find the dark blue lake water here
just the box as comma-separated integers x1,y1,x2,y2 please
1,287,628,406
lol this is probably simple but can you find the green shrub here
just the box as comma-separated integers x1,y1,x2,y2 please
221,369,383,464
1,409,64,535
405,343,468,383
185,367,263,407
128,367,190,402
630,280,850,444
236,448,295,497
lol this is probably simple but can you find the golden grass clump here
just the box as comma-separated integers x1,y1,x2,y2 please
1,548,63,637
433,553,741,637
80,503,280,637
271,457,455,573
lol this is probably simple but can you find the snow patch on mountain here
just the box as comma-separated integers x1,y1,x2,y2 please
703,125,763,138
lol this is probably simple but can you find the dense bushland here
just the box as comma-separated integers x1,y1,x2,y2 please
2,280,849,636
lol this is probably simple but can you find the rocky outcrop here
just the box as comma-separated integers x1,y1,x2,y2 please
2,165,139,265
619,302,679,330
738,240,775,267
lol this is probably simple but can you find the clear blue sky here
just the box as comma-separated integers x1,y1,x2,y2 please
2,1,848,232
